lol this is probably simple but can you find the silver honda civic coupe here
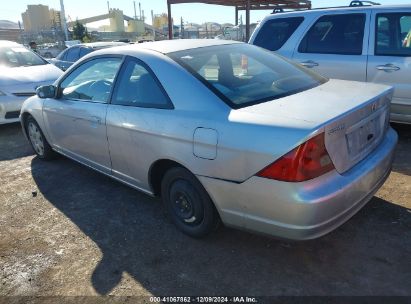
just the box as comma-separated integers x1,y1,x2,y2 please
20,40,398,240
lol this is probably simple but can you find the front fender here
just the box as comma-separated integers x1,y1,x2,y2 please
20,96,47,141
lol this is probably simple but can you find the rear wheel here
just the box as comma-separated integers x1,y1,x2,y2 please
161,167,220,238
25,116,55,160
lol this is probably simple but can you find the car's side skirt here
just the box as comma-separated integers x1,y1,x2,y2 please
53,147,155,197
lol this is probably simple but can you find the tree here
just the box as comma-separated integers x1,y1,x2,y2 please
72,20,91,42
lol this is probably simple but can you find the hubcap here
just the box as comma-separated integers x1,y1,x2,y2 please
28,122,44,156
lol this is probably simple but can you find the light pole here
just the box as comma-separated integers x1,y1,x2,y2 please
60,0,69,41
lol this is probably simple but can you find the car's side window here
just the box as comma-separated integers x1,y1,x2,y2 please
56,49,67,61
253,17,304,51
79,47,92,58
66,47,80,62
111,58,172,109
375,13,411,56
59,57,122,103
299,14,366,55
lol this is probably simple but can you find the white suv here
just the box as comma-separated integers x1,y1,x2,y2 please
250,2,411,124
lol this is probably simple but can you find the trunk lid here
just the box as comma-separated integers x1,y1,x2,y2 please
234,79,393,173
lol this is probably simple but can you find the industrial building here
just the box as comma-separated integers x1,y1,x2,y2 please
21,4,63,32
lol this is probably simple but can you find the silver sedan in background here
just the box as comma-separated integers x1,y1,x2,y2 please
20,40,397,239
0,40,63,124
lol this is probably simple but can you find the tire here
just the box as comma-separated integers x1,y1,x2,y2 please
161,167,220,238
25,116,56,160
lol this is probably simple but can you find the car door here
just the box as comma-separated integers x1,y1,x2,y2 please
367,10,411,123
292,12,369,81
43,56,123,174
106,56,173,191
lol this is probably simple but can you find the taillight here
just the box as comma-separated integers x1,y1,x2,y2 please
256,133,335,182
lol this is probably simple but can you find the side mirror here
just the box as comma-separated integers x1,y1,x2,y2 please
36,85,56,99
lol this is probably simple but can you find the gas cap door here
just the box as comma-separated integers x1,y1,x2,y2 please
193,128,218,160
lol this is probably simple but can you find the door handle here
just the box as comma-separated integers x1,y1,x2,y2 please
376,64,400,72
300,60,319,68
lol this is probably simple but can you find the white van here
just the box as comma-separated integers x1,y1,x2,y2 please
250,1,411,124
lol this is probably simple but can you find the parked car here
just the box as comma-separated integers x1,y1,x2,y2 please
21,40,397,239
0,40,63,124
250,2,411,124
50,41,126,71
38,43,63,58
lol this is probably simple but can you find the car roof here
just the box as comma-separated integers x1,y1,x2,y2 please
81,41,127,49
67,41,127,50
99,39,242,55
264,4,411,18
0,40,22,47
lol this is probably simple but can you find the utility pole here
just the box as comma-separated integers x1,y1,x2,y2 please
139,2,142,20
18,21,24,44
239,15,243,41
167,1,172,39
181,17,184,37
245,0,250,41
107,1,110,13
60,0,69,41
151,10,155,41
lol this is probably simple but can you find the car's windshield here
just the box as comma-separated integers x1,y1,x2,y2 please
168,43,327,108
0,46,47,68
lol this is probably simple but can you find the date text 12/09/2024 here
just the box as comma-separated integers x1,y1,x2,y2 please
150,297,258,303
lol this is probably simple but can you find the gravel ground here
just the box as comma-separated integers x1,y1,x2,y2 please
0,122,410,299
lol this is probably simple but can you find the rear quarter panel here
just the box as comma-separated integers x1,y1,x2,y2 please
105,49,316,185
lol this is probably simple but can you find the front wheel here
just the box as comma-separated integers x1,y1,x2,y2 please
161,167,220,238
25,116,55,160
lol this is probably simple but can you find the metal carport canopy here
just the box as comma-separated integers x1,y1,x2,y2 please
166,0,311,40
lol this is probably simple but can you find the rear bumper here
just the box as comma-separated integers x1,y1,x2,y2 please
0,96,25,124
199,127,398,240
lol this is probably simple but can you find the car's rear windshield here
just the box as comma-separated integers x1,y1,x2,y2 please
168,43,327,109
0,46,47,67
